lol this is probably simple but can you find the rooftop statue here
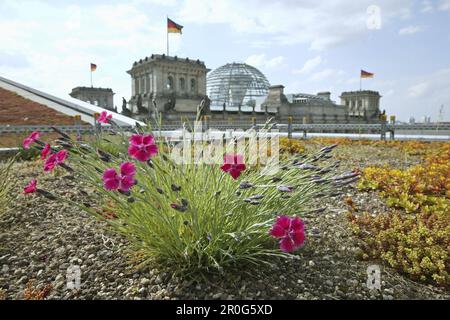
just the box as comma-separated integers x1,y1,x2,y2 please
164,93,176,112
121,97,132,117
137,94,147,114
198,95,211,116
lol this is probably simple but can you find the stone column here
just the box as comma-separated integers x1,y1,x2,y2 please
149,73,153,93
135,77,139,96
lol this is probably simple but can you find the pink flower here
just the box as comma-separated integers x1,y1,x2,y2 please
40,144,51,160
97,111,113,124
128,134,158,162
44,150,68,172
220,154,246,179
23,179,37,194
269,215,305,253
102,161,136,192
22,131,40,149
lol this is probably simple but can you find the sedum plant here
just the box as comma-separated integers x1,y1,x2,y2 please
349,142,450,286
279,137,306,155
21,113,356,275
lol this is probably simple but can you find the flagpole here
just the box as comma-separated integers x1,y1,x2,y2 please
166,15,169,56
359,69,362,91
91,69,93,88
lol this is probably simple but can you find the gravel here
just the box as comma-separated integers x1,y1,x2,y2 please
0,147,449,300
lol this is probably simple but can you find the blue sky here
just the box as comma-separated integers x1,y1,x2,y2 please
0,0,449,121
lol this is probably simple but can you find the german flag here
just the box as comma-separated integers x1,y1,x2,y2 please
90,63,97,72
361,69,374,78
167,18,183,34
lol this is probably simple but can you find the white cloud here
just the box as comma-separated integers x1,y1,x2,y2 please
0,1,176,109
0,0,447,122
0,52,29,69
245,54,265,67
399,25,423,35
133,0,177,5
309,69,344,81
93,4,150,33
407,69,450,99
408,82,429,97
397,7,413,19
390,68,450,120
65,5,81,31
245,54,285,69
177,0,414,50
293,56,322,75
421,0,434,12
345,77,360,85
439,0,450,11
266,56,285,68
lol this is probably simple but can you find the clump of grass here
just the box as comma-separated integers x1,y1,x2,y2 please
90,134,127,157
34,120,354,276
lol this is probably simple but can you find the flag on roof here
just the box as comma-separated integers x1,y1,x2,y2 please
360,69,374,78
167,18,183,34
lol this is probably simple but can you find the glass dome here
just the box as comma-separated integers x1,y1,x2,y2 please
207,63,270,110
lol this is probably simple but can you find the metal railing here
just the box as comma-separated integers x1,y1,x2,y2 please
0,125,96,134
1,122,449,140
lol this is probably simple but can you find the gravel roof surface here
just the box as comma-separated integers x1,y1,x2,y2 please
0,145,448,300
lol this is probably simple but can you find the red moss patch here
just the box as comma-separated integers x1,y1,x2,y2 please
0,87,87,125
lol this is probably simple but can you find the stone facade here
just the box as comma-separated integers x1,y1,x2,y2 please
340,90,381,120
262,85,352,123
127,54,209,120
124,54,381,124
69,87,115,111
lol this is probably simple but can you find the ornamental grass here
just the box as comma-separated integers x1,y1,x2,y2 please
20,115,354,276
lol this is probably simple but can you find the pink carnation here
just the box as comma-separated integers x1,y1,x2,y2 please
44,149,68,172
22,131,40,149
102,161,136,192
128,134,158,162
220,154,246,179
269,215,306,253
97,111,112,124
40,144,51,160
23,179,37,194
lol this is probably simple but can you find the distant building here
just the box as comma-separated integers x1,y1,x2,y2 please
124,53,382,123
70,87,115,111
262,85,348,123
340,90,381,120
422,116,431,123
207,63,270,111
127,54,209,120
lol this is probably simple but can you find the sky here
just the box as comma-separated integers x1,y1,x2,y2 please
0,0,449,121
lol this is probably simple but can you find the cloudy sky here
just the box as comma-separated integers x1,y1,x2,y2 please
0,0,449,121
